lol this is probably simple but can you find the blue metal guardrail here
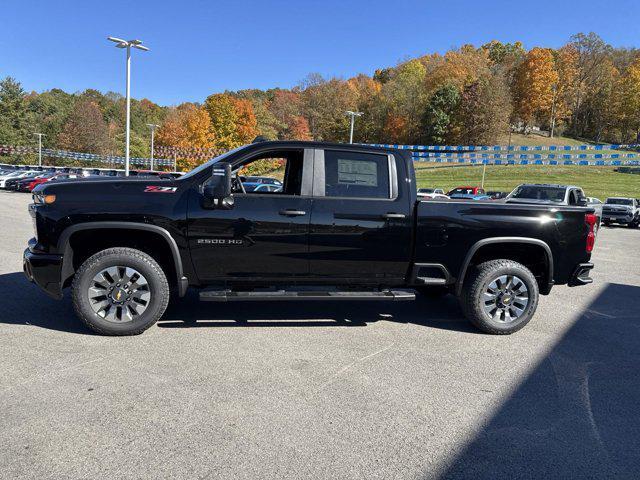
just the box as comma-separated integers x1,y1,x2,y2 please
369,143,640,166
0,145,174,167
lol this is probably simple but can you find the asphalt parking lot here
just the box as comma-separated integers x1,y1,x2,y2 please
1,190,639,480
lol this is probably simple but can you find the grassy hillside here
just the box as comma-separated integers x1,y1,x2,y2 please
414,164,640,200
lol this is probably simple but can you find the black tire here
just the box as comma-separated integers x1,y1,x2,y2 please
415,285,451,298
459,259,539,335
71,247,170,335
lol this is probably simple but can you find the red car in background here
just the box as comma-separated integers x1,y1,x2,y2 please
18,173,77,192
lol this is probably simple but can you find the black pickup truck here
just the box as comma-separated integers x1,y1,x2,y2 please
23,141,597,336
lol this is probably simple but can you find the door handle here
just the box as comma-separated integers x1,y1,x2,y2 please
279,209,307,217
382,213,406,219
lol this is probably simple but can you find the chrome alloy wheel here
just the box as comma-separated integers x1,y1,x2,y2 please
482,275,529,323
88,266,151,323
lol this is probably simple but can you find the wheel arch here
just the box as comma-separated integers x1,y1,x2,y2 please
58,222,188,296
455,237,554,296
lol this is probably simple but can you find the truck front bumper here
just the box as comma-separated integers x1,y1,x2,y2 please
603,213,634,224
23,245,64,299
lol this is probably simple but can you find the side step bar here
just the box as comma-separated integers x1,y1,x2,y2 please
199,289,416,302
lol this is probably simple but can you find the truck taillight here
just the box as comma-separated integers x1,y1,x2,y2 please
585,213,597,253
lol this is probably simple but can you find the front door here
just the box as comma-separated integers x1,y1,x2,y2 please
308,148,413,282
187,148,313,282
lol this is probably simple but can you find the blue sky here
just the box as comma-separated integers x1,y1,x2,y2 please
2,0,639,105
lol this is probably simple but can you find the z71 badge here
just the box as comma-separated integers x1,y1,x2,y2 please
144,186,178,193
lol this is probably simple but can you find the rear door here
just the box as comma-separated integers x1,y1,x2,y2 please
308,148,413,282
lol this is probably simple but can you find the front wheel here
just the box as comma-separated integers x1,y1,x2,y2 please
460,259,539,335
71,247,170,335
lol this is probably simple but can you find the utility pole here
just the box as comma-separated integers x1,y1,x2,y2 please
33,133,45,166
549,84,557,139
146,123,159,171
107,37,150,176
345,111,363,144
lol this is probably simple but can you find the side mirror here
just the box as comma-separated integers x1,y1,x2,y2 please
202,162,233,208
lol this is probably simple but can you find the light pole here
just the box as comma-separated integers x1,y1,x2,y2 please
107,37,149,176
345,110,363,144
146,123,159,171
33,133,45,166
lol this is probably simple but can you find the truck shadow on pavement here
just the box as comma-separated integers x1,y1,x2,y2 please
440,282,640,480
0,271,476,334
158,289,478,332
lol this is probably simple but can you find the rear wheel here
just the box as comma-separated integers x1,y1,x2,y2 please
460,259,539,334
71,247,169,335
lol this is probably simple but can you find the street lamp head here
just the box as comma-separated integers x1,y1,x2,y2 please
107,36,127,44
345,110,364,117
107,37,149,51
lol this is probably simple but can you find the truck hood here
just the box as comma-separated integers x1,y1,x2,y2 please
34,176,182,200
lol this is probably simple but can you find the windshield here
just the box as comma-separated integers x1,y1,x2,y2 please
606,198,633,205
179,145,247,180
509,185,566,202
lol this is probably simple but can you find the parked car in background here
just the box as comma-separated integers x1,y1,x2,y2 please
15,173,57,192
252,184,282,193
418,193,450,200
506,184,588,206
240,176,283,186
417,188,445,198
6,172,49,190
487,191,508,200
18,173,80,192
602,197,640,227
447,186,489,200
0,170,29,188
0,170,40,189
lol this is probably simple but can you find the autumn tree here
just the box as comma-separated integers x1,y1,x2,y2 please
203,93,258,149
379,59,427,143
619,57,640,142
421,83,460,144
57,98,110,154
300,74,356,142
0,77,30,145
513,48,559,131
452,74,512,145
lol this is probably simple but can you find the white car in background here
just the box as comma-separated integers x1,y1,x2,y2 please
417,188,445,198
0,170,35,188
418,192,449,200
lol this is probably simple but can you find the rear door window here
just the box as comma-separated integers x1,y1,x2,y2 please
323,150,391,199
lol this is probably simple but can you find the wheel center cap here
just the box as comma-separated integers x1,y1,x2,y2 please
500,294,512,306
111,288,127,303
